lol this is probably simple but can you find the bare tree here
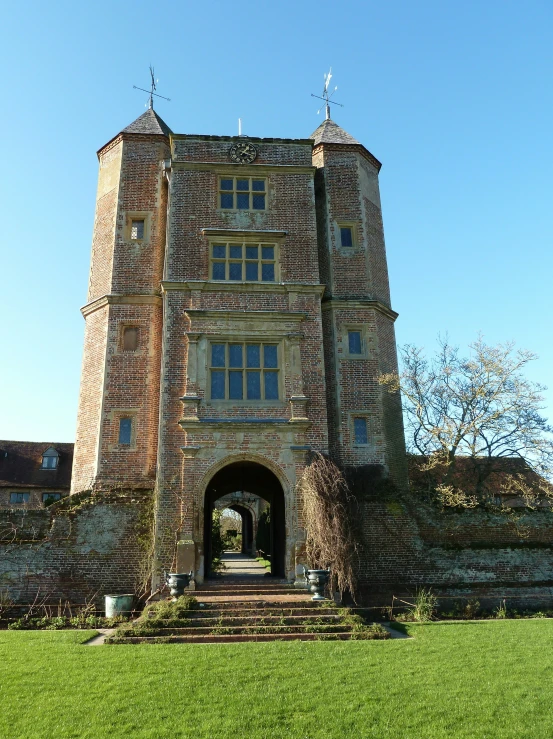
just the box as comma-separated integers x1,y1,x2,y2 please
299,453,359,599
380,336,553,505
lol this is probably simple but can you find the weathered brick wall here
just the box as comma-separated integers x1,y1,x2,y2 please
72,306,109,491
93,301,162,489
0,492,153,605
314,141,407,486
73,132,169,493
151,135,331,581
357,493,553,607
87,140,121,302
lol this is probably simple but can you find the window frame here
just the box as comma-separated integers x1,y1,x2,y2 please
10,491,30,505
336,222,359,250
122,326,139,352
218,176,267,212
42,492,61,505
118,417,133,446
352,416,370,446
41,448,59,470
209,240,278,283
342,325,369,359
108,410,139,450
124,211,150,243
208,341,281,402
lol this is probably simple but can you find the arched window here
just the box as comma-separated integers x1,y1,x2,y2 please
41,447,59,470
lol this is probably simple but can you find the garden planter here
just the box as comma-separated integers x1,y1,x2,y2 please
304,568,330,601
165,571,194,600
105,594,134,618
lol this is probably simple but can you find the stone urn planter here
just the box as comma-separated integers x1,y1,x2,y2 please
304,567,330,601
165,571,194,600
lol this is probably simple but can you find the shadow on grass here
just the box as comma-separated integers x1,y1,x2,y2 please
385,621,410,636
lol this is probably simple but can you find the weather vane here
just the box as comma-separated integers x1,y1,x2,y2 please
133,66,171,110
311,67,343,120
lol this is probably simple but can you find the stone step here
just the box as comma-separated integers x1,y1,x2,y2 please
145,614,343,627
192,596,312,605
170,607,342,619
204,579,289,586
129,624,353,636
109,631,356,644
195,587,298,595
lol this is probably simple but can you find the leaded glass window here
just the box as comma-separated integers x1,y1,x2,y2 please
219,178,267,210
210,242,276,282
210,343,280,400
353,417,369,445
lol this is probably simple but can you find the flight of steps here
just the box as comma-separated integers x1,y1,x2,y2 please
105,579,390,644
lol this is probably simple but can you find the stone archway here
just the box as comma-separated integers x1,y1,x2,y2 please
228,504,254,554
203,461,286,579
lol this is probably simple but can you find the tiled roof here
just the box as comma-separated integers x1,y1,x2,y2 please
121,108,172,137
0,441,74,489
310,118,361,146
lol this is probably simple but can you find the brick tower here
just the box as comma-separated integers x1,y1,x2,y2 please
72,106,406,586
71,108,171,493
312,118,407,482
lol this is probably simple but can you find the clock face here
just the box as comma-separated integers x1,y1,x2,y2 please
229,141,257,164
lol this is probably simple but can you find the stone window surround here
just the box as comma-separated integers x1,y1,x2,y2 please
116,322,148,355
208,239,279,283
340,323,371,360
202,229,286,285
349,413,371,447
180,310,310,417
108,410,139,451
335,220,361,251
123,211,151,244
218,175,267,212
207,340,282,402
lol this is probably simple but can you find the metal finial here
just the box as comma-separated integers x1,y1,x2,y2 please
133,66,171,110
311,67,344,119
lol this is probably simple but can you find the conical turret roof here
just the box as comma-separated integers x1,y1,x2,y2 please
310,118,360,146
98,108,173,154
121,108,172,136
309,118,381,170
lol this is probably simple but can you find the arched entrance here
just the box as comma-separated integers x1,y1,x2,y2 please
228,504,254,554
204,461,286,578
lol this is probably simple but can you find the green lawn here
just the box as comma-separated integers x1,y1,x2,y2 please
1,622,553,738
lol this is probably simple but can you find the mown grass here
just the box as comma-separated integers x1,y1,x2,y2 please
2,621,553,738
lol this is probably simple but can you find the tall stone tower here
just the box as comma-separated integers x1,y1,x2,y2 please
72,106,406,585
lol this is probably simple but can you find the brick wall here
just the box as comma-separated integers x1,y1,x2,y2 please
0,491,153,605
357,492,553,608
3,486,553,609
72,131,169,493
314,141,407,486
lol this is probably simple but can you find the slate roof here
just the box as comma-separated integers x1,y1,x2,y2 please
0,441,74,489
310,118,361,146
121,108,173,137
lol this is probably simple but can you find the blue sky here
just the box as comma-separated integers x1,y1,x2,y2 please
1,0,552,442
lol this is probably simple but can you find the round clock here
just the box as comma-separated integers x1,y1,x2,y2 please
229,141,257,164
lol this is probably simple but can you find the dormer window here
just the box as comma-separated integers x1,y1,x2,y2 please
41,447,59,470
